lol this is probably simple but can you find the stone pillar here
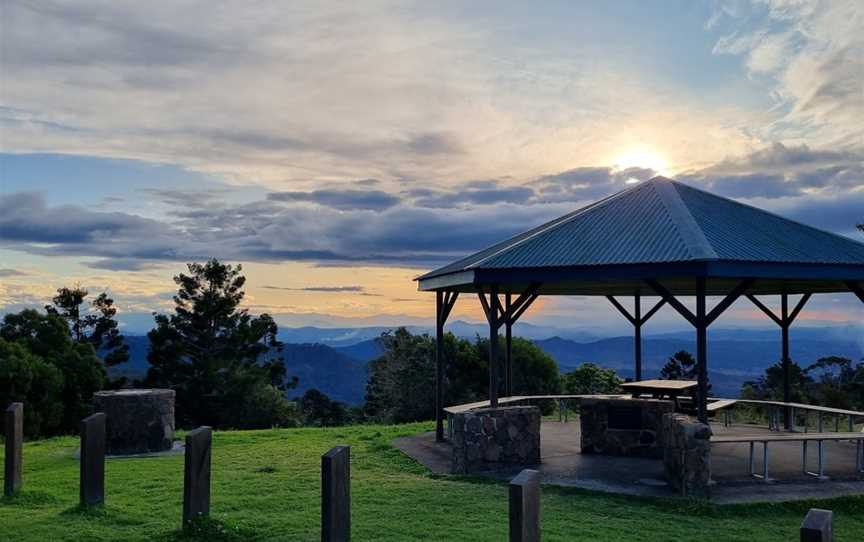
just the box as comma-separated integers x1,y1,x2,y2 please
4,403,23,497
661,413,712,498
451,406,541,474
321,445,350,542
80,413,106,507
183,426,212,526
801,509,833,542
509,469,540,542
93,389,175,455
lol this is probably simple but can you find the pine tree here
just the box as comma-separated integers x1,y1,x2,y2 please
47,286,129,367
144,259,296,428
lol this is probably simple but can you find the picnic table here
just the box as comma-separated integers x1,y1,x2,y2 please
620,380,697,411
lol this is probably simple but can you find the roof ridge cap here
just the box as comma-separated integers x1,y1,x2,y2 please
652,180,718,260
465,181,649,271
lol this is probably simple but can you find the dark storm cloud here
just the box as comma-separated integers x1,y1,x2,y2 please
267,189,401,211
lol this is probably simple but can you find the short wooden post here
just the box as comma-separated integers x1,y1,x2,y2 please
80,413,106,506
321,445,350,542
509,469,541,542
183,426,212,526
4,403,23,497
800,508,833,542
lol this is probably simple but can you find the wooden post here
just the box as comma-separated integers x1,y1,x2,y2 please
435,291,445,442
509,469,540,542
696,278,708,424
489,284,500,408
80,413,106,507
505,293,513,398
800,508,833,542
634,293,642,382
322,445,350,542
183,426,212,526
4,403,23,497
781,293,793,429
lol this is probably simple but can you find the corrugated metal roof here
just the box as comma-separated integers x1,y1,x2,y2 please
419,176,864,280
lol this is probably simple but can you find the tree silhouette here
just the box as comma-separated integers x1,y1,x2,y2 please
47,286,129,367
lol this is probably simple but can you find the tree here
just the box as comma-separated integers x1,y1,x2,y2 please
364,329,560,423
0,338,64,437
47,286,129,367
857,223,863,233
660,350,697,381
144,259,297,429
562,363,622,395
364,328,437,423
0,309,106,435
804,356,859,410
741,360,812,403
299,389,349,427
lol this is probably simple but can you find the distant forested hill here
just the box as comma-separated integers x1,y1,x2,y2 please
109,336,368,404
110,330,863,404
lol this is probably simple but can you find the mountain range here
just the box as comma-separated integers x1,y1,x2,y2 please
110,325,863,405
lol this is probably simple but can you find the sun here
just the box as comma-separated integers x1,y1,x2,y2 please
612,147,669,176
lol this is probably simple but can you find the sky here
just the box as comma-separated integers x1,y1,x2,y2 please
1,0,863,336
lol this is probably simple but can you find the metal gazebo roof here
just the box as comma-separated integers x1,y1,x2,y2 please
416,176,864,295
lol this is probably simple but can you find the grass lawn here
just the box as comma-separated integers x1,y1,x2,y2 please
2,422,864,541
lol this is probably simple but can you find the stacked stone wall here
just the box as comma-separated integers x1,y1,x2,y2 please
661,413,712,497
451,406,541,474
579,398,673,458
94,389,175,455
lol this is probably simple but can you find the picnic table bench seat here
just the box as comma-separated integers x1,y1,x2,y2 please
711,432,864,480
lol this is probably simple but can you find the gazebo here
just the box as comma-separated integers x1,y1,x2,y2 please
416,176,864,442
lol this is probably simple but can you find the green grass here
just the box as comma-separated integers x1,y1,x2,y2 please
2,423,864,541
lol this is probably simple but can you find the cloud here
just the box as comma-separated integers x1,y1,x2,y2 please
263,285,366,293
0,269,28,277
535,166,657,202
710,1,863,147
412,182,537,208
267,189,401,211
680,143,864,200
0,186,566,268
82,259,166,272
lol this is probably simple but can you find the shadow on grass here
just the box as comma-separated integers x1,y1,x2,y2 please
0,490,59,507
59,503,147,527
160,516,257,542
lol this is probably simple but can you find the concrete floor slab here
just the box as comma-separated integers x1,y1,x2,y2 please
392,420,864,503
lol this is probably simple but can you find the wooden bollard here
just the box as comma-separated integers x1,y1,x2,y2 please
183,426,212,526
801,509,833,542
80,413,106,506
509,469,541,542
4,403,23,497
321,445,350,542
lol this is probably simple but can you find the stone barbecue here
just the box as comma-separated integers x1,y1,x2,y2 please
451,406,541,474
93,389,175,455
661,413,712,497
579,397,673,458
